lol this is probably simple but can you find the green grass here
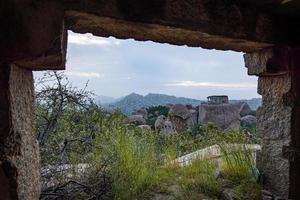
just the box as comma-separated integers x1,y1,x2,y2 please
233,179,262,200
110,131,162,199
40,105,261,199
220,144,257,183
89,124,262,199
218,143,262,200
177,159,221,198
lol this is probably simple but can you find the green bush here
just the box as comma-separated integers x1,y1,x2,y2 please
146,105,169,128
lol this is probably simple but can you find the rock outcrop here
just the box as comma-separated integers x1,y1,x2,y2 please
198,104,240,131
241,115,257,126
154,115,167,132
168,104,197,132
124,114,146,125
132,107,148,120
234,102,252,116
154,115,176,135
137,125,152,132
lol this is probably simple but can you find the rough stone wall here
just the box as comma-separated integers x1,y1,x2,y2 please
256,75,292,198
244,48,293,198
0,64,40,199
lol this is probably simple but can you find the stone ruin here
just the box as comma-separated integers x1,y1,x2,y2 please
1,0,300,199
207,95,229,104
198,95,241,131
198,103,241,132
166,97,241,133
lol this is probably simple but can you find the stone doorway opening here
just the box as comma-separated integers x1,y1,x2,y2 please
1,1,300,199
34,31,264,199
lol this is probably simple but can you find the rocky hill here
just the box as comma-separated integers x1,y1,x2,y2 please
103,93,202,114
98,93,262,115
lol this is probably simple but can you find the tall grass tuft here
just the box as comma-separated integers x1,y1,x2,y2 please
178,159,221,198
220,143,257,183
110,130,161,199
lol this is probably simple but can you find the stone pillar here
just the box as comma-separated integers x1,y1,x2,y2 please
244,47,300,199
0,63,40,199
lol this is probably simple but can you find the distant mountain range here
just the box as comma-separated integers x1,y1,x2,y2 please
95,95,119,105
96,93,262,115
97,93,202,114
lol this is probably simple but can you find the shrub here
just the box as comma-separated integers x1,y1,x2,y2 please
146,105,169,128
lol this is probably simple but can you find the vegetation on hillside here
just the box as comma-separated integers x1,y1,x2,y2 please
146,105,170,129
36,72,261,200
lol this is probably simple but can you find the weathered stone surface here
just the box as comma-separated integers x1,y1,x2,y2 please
155,115,176,135
0,1,67,69
244,48,274,75
198,104,240,131
155,115,167,132
169,104,193,120
1,0,299,71
160,120,177,136
244,47,290,76
186,109,198,130
132,107,148,120
241,115,257,126
137,125,152,132
63,1,300,51
234,102,252,116
124,114,146,125
65,10,272,53
256,71,292,199
0,64,40,199
171,144,261,167
245,47,300,199
168,104,197,132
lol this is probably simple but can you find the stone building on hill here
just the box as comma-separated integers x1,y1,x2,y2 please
207,95,229,104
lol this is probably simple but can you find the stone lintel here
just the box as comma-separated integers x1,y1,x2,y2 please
63,0,300,51
0,1,67,70
1,0,300,70
65,11,272,53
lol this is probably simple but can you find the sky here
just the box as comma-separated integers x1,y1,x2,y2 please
34,31,259,100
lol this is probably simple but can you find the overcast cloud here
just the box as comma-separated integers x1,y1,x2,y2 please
34,31,259,100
